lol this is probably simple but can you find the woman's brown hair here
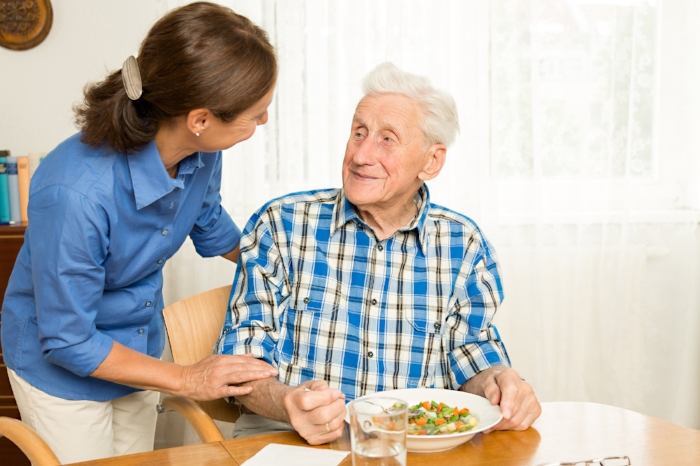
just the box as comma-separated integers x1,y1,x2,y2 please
74,2,277,154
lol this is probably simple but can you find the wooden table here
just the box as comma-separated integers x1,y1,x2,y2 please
68,402,700,466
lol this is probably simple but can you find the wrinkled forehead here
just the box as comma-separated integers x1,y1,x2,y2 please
352,93,424,134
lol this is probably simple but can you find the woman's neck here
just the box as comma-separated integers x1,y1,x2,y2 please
154,118,195,178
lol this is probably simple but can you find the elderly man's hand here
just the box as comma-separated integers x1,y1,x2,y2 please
461,366,541,432
283,380,347,445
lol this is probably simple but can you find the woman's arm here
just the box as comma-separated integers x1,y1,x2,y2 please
221,244,240,263
90,340,276,400
189,153,242,260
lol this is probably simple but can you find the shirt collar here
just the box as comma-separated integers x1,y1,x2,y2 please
331,184,431,254
178,150,206,175
127,141,204,210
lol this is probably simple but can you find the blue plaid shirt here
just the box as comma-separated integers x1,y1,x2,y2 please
217,185,509,400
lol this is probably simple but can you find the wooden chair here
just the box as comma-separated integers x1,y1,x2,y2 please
0,416,61,465
160,284,241,443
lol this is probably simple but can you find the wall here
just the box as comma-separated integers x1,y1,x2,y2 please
0,0,169,154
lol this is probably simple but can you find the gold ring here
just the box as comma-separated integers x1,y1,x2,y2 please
325,423,331,433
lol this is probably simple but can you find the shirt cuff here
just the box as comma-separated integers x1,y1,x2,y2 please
191,208,242,257
448,340,511,389
218,331,279,367
42,331,114,377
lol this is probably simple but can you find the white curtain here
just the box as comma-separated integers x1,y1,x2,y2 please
162,0,700,433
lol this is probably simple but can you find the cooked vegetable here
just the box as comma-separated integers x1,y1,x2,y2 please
407,400,479,435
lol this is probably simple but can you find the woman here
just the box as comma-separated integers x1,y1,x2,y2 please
1,2,277,463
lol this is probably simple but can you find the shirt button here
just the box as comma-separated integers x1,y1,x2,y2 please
367,351,374,358
434,322,441,331
303,297,310,304
377,244,384,251
146,301,152,307
138,328,145,335
162,229,169,236
371,298,378,305
157,259,164,265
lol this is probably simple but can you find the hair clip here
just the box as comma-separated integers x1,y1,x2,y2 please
121,56,143,100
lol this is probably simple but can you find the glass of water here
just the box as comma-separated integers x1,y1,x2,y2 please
348,397,408,466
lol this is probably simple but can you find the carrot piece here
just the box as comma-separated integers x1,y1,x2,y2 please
459,408,470,415
422,401,431,411
434,418,446,425
437,402,445,412
454,421,465,429
415,417,428,426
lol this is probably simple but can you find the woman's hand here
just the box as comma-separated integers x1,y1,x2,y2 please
179,353,278,400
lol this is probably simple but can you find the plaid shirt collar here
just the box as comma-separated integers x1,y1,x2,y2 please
330,183,431,254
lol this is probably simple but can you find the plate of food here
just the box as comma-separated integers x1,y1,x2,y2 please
349,388,503,453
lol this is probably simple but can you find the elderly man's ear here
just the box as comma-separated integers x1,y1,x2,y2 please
418,144,447,181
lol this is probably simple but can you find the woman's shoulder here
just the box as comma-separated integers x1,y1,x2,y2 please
44,132,115,160
31,133,122,196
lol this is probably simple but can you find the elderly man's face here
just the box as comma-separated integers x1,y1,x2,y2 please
343,94,435,213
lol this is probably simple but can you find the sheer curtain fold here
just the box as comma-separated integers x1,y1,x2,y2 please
162,0,700,429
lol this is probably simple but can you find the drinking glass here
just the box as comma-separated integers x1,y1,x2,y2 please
348,397,408,466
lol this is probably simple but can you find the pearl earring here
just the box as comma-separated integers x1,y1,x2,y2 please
195,132,200,137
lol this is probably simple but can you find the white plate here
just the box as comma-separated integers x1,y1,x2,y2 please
348,388,503,453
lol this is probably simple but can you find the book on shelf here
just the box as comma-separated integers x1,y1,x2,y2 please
0,150,45,226
0,156,11,224
6,156,21,224
17,156,29,223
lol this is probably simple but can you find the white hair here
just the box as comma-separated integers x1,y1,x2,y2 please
361,62,460,148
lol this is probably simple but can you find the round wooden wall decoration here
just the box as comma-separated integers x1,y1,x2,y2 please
0,0,53,51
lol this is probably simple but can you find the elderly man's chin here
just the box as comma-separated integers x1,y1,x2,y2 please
343,177,384,208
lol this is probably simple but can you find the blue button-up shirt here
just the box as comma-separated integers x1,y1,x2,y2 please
1,133,241,401
217,186,509,400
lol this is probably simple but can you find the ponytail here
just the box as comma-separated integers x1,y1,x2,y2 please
74,70,157,154
73,2,276,155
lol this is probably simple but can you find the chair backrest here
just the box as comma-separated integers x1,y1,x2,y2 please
162,284,240,423
0,417,61,465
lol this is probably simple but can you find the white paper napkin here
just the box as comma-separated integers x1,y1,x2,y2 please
241,443,350,466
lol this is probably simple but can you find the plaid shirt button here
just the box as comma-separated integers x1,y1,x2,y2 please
368,351,374,358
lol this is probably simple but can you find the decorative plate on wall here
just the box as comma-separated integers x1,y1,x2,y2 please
0,0,53,51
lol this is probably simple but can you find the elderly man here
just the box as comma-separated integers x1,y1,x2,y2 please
217,62,541,444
